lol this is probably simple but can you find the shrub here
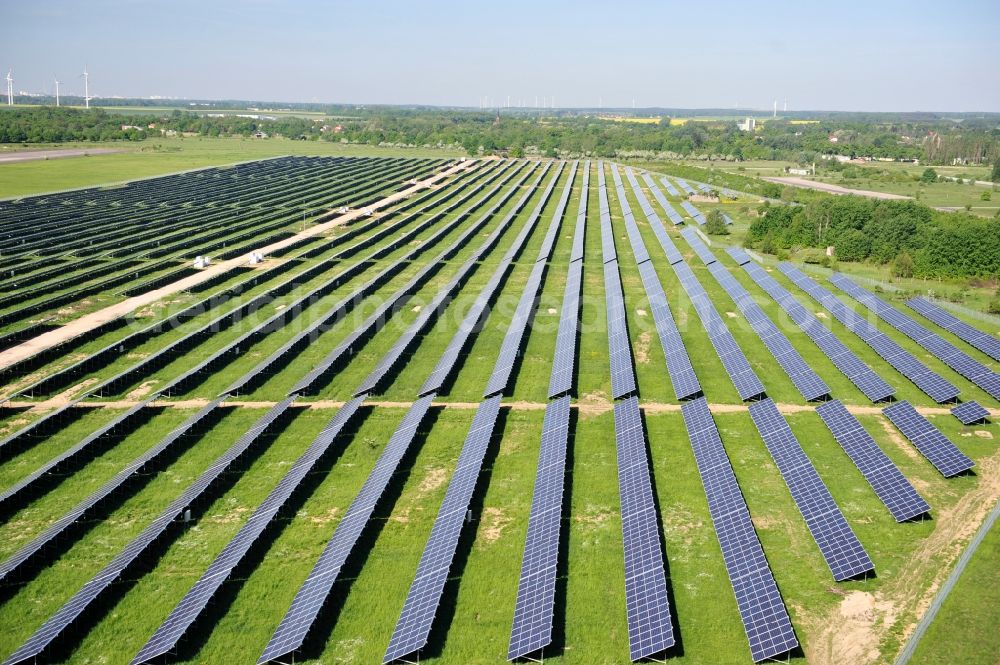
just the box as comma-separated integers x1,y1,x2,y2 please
705,209,730,235
892,252,915,278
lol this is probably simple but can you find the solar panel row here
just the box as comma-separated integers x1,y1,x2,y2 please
674,177,696,195
737,259,894,403
673,261,766,401
815,400,930,521
831,274,1000,401
4,398,296,665
907,297,1000,363
640,172,682,226
680,200,707,225
681,398,798,662
679,226,716,265
259,395,435,664
548,162,589,399
617,167,702,400
132,397,366,664
679,233,829,401
882,402,975,478
779,264,959,403
508,394,571,660
747,399,874,581
659,177,680,197
384,395,503,664
951,401,990,425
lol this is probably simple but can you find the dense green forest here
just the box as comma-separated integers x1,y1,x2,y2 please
746,195,1000,279
2,105,999,167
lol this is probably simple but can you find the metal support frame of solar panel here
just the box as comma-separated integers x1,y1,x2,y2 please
951,401,990,425
678,231,830,402
4,398,295,665
616,166,702,400
0,397,224,586
290,162,533,395
485,162,577,399
681,397,798,662
131,396,366,664
735,258,894,403
815,400,930,521
419,161,560,397
360,161,547,396
882,401,975,478
779,264,959,404
383,395,503,664
747,399,874,580
831,274,1000,401
906,296,1000,363
508,394,571,660
548,163,589,399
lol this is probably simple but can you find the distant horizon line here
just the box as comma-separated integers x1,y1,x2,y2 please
3,94,999,116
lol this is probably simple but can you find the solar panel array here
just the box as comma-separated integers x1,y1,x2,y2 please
951,401,990,425
5,399,295,665
680,200,707,225
598,164,637,400
548,163,589,399
419,162,558,396
679,226,716,265
259,395,435,665
384,395,503,663
0,397,224,586
614,396,676,661
726,246,753,266
132,397,366,664
485,162,576,398
681,398,798,662
680,232,830,401
831,274,1000,401
747,400,874,581
508,395,571,660
779,264,959,403
674,177,696,195
659,176,680,196
617,167,702,400
636,179,685,263
882,402,975,478
736,258,894,403
906,296,1000,362
358,163,547,396
673,260,765,401
815,400,930,522
640,172,682,226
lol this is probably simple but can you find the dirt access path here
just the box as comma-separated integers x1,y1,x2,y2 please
763,176,912,200
0,148,124,163
0,159,479,373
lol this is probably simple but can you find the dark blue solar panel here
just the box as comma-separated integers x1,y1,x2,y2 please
951,401,990,425
605,260,637,399
508,395,571,660
741,261,893,403
384,395,502,664
747,400,874,581
815,400,930,521
681,398,798,662
614,396,675,661
779,264,957,403
832,274,1000,401
907,297,1000,363
883,401,975,478
260,396,434,665
659,177,680,197
726,246,752,266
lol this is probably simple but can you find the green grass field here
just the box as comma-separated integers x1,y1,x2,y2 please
0,157,997,665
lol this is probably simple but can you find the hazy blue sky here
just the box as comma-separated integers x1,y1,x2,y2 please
3,0,998,111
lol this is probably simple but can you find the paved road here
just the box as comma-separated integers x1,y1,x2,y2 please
0,148,124,164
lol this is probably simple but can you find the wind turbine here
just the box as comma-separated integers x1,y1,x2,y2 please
54,77,61,106
6,69,13,106
82,66,91,108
